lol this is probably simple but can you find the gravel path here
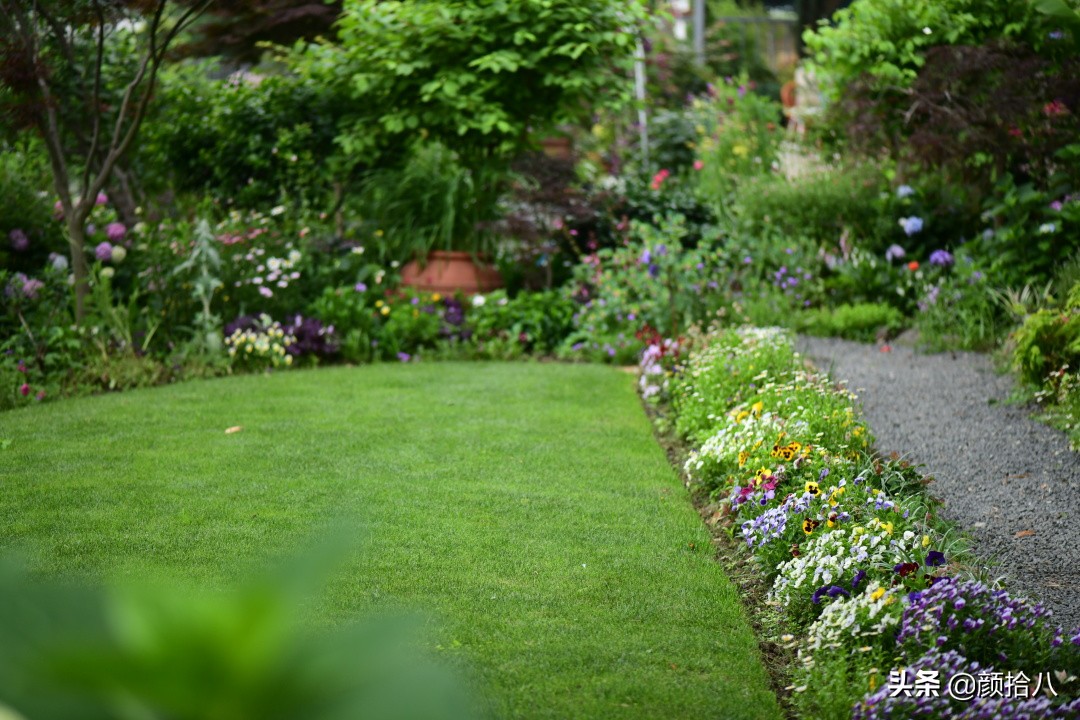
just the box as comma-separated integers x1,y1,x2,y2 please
796,335,1080,631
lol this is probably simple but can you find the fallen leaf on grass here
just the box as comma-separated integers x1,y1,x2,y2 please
1014,530,1036,538
224,426,243,434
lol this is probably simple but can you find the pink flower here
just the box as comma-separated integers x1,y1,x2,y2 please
650,169,671,190
9,229,28,251
693,160,704,171
95,192,109,206
106,222,126,241
22,278,44,299
258,286,273,298
35,390,46,401
19,383,30,397
95,242,113,262
53,200,64,219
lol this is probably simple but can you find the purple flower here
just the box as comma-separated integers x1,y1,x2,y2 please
819,468,830,481
397,352,411,363
1051,200,1064,211
95,192,109,206
926,550,946,567
354,282,367,293
743,255,752,264
258,286,273,298
8,229,29,252
94,241,113,262
106,222,126,242
640,249,652,264
885,244,906,262
655,244,667,256
896,185,915,198
929,249,954,267
898,216,923,236
852,569,867,589
647,263,660,278
21,278,44,300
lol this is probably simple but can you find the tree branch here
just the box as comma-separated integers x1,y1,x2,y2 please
82,0,108,194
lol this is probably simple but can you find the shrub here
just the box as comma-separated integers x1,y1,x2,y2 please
796,302,905,342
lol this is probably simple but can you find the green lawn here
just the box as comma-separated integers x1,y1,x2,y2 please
0,362,781,720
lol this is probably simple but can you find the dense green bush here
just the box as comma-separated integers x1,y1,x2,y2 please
141,64,344,209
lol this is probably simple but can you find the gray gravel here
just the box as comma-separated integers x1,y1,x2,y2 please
796,334,1080,631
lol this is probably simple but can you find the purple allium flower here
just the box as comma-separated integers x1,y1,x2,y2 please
354,282,367,293
929,249,954,267
896,184,915,198
94,241,113,262
8,229,29,251
106,222,126,242
885,244,906,262
1051,200,1064,211
898,216,924,236
397,352,411,363
21,278,44,300
95,192,108,206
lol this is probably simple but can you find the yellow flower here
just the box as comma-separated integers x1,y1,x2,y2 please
738,451,749,468
375,300,384,308
881,521,894,536
380,306,390,316
432,293,442,302
870,587,886,601
826,513,838,528
733,144,749,158
922,535,931,548
805,481,821,496
802,518,819,535
752,401,764,415
735,410,750,423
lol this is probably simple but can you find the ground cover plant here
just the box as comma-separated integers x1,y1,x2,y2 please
642,325,1080,718
0,362,782,720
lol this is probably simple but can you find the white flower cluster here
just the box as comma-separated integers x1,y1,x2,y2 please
225,314,296,367
802,580,903,656
684,410,789,484
771,520,919,610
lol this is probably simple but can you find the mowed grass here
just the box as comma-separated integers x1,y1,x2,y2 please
0,363,781,720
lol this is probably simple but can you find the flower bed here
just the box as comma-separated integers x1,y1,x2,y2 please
642,325,1080,717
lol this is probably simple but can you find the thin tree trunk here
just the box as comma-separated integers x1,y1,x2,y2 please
66,217,91,321
107,165,141,229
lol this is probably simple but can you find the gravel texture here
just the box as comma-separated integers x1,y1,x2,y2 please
796,334,1080,631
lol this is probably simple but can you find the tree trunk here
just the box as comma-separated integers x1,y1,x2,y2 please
67,218,91,322
107,164,141,229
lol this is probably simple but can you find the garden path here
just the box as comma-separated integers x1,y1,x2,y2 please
797,336,1080,631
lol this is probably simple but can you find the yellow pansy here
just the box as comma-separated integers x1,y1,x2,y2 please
752,401,764,415
735,410,750,423
922,535,931,548
738,451,749,468
871,587,886,601
881,521,894,536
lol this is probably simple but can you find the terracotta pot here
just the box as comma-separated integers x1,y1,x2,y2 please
540,136,573,160
400,250,503,294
